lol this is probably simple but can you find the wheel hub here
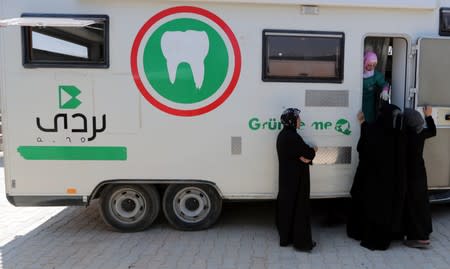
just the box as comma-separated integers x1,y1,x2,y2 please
109,189,146,223
185,197,200,211
121,198,136,212
173,187,211,223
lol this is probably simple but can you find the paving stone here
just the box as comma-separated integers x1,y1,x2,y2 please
1,169,450,269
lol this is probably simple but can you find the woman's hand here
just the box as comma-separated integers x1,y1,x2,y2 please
299,156,312,164
380,89,389,101
423,105,432,117
357,111,365,124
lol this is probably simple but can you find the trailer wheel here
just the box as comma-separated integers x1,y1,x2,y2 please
162,184,222,231
99,184,160,232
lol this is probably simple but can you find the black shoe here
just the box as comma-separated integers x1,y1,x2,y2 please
294,241,316,252
280,240,292,247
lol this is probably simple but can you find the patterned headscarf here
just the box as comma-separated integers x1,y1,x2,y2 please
363,51,378,78
403,108,424,134
364,51,378,67
280,108,300,128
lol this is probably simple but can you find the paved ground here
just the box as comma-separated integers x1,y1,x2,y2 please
1,159,450,269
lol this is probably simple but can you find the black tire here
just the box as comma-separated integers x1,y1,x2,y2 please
99,184,160,232
162,184,222,231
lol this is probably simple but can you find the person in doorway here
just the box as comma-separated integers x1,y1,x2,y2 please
362,51,390,123
276,108,318,251
402,106,436,249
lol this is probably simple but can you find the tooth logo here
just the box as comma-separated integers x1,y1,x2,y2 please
131,6,241,117
161,30,209,89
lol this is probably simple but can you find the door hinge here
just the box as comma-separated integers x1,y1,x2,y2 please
409,88,417,99
409,45,418,58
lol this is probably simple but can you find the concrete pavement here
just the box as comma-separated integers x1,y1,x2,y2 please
1,164,450,269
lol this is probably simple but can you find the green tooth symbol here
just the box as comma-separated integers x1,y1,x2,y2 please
59,85,82,109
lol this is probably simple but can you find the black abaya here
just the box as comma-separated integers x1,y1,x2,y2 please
276,126,316,250
348,105,407,250
404,116,436,240
347,121,369,240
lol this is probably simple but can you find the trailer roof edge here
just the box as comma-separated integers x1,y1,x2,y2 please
168,0,437,10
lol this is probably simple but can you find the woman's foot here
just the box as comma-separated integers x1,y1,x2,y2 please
279,240,292,247
404,240,430,249
294,241,316,252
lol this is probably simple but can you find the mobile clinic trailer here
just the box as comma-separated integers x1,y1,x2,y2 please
1,0,449,231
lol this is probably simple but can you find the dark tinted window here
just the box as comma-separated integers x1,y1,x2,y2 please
263,30,344,83
440,8,450,36
22,14,109,68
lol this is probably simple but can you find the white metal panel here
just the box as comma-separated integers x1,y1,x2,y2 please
416,37,450,108
416,38,450,188
423,129,450,188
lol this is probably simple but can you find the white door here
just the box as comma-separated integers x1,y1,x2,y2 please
416,37,450,189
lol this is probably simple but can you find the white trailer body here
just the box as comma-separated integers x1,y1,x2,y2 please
1,0,449,230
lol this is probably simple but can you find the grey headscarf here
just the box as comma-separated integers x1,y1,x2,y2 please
403,108,424,134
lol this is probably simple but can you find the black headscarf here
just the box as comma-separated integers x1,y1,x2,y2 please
376,104,402,130
280,108,300,129
403,108,424,134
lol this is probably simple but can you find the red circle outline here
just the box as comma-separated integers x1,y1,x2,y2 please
131,6,241,117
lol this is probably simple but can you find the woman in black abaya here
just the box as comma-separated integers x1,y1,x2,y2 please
348,104,407,250
347,111,369,241
403,106,436,248
276,108,317,251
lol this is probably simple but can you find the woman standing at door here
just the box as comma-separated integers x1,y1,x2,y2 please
362,51,390,122
403,106,436,248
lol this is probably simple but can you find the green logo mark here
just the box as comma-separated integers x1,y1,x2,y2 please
59,85,81,109
143,18,229,104
335,119,351,136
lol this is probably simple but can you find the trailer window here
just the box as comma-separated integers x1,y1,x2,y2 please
22,14,109,68
263,30,344,83
440,8,450,36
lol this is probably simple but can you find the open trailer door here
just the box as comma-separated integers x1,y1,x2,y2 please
415,37,450,194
